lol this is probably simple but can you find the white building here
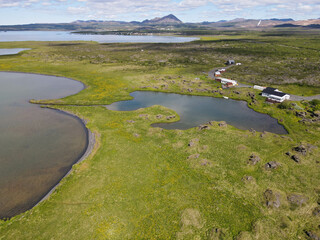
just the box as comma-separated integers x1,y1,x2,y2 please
216,77,238,87
261,87,290,102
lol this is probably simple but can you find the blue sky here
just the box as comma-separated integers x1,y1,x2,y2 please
0,0,320,25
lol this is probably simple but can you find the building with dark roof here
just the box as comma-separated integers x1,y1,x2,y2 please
261,87,290,102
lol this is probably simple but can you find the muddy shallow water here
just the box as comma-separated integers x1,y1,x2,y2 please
107,91,287,134
0,72,87,218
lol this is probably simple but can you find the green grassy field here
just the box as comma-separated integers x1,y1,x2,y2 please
0,31,320,239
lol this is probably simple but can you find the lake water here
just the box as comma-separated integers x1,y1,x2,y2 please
0,72,87,219
0,48,30,55
107,91,287,134
0,31,198,43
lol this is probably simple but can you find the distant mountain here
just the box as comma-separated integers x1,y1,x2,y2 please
142,14,183,25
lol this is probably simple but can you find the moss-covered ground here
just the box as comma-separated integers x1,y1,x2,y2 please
0,31,319,239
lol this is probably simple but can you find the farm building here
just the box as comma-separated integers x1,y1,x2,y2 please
214,71,221,77
226,60,235,65
254,85,266,91
216,77,238,87
261,87,290,103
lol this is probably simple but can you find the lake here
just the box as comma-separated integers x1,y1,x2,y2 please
0,31,198,43
107,91,287,134
0,72,87,219
0,48,30,55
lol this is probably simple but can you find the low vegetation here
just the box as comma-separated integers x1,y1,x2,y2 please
0,30,319,239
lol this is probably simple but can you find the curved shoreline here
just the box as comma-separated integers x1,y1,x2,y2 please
34,108,96,207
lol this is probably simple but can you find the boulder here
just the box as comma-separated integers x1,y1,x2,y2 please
264,189,281,208
294,145,307,155
285,152,291,156
198,124,210,130
304,230,320,240
287,194,308,207
263,189,281,208
156,114,163,119
242,176,254,183
291,155,300,163
218,121,227,127
248,154,261,165
200,159,211,166
265,161,281,170
166,115,176,120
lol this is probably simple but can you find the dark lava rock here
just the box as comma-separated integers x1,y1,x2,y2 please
248,154,261,165
265,161,281,170
233,91,240,94
296,111,307,118
294,145,307,155
166,115,176,120
156,114,163,119
305,230,320,240
264,189,281,208
291,155,300,163
313,207,320,216
287,194,308,207
198,124,210,130
218,121,227,127
285,152,291,156
206,228,225,239
249,128,256,134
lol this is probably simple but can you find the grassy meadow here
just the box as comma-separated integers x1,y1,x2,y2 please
0,31,320,239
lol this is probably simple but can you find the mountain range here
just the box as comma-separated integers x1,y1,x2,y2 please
0,14,319,31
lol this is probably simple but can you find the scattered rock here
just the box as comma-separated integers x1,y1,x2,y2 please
198,124,210,130
133,133,140,138
287,194,308,207
293,145,307,155
218,121,227,127
187,88,193,93
249,128,256,134
233,91,240,94
296,111,307,118
187,154,200,159
291,155,300,163
139,114,149,118
242,176,254,183
285,152,291,156
156,114,163,119
188,138,199,147
264,189,281,208
265,161,281,170
166,115,176,120
200,159,211,166
304,230,320,240
126,120,135,123
248,154,261,165
313,207,320,216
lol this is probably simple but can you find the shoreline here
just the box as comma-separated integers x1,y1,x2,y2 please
34,108,96,208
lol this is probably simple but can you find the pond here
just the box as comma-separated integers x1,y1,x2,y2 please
0,72,87,219
0,48,30,55
107,91,287,134
0,31,198,43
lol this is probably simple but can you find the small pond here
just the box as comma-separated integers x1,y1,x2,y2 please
0,48,30,56
0,72,87,219
107,91,287,134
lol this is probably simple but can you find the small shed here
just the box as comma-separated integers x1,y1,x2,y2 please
214,71,221,77
226,60,235,65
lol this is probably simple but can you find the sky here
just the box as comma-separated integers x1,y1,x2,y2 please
0,0,320,25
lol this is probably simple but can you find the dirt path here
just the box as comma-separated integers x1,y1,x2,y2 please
289,94,320,101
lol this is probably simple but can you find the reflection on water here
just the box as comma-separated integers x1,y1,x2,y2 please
0,31,198,43
107,91,287,134
0,72,87,219
0,48,30,55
